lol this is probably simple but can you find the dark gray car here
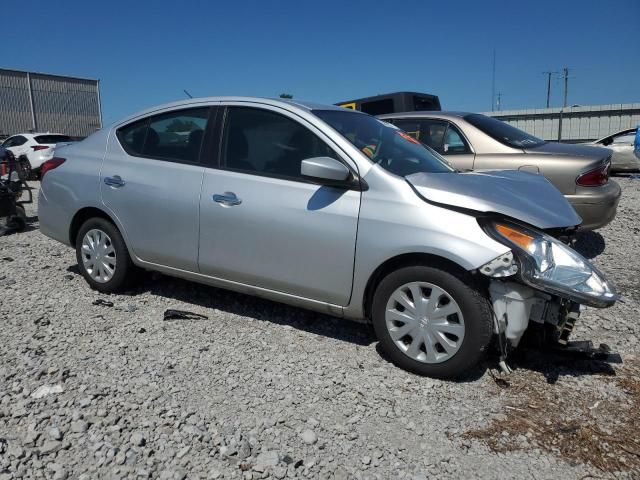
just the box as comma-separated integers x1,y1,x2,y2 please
379,112,621,230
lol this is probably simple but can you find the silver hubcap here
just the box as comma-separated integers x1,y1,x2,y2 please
81,229,116,283
385,282,465,364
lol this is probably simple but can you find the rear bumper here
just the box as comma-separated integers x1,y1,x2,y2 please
566,180,621,230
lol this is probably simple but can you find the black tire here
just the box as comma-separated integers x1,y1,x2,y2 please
18,156,33,181
6,205,26,231
371,265,493,379
75,217,136,293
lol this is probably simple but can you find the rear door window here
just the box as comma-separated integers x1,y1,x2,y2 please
117,108,210,163
34,135,73,144
3,136,27,147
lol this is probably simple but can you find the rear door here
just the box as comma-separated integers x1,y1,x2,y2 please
101,106,215,271
198,104,361,306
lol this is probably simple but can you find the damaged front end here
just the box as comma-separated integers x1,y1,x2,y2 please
477,220,618,370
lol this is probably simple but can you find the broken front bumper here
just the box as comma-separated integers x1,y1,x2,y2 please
489,280,578,348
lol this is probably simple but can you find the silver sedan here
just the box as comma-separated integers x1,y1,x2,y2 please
38,97,617,379
379,112,621,230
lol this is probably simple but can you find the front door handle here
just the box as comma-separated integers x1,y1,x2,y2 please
104,175,126,188
212,191,242,206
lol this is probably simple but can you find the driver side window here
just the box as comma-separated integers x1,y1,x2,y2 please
394,119,448,153
221,107,338,180
443,123,472,154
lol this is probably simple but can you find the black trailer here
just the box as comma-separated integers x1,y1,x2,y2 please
336,92,441,115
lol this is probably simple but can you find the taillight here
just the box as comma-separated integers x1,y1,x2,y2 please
31,145,49,151
576,162,610,187
40,157,66,180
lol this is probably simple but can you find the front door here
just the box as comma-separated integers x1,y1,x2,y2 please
101,107,213,271
198,105,361,306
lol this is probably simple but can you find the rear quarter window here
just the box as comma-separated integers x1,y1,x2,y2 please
34,135,72,144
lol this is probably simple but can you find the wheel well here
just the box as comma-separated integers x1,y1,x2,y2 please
362,253,470,320
69,207,115,247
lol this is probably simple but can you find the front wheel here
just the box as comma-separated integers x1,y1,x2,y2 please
372,265,493,379
75,218,136,293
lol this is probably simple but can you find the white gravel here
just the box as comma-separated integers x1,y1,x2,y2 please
0,178,639,479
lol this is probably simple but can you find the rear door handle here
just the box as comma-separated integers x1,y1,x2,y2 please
104,175,125,188
212,191,242,206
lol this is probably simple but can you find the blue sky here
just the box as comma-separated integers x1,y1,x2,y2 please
5,0,638,124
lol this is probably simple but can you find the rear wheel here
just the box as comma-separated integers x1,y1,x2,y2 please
6,205,26,231
75,218,136,293
18,156,33,181
372,265,493,379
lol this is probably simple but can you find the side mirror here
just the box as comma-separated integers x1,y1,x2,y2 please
301,157,352,186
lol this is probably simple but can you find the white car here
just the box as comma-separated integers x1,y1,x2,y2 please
589,128,640,173
2,133,74,177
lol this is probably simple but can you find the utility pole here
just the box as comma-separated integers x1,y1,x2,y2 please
543,71,557,108
562,67,569,108
496,92,503,111
491,49,496,111
557,67,571,142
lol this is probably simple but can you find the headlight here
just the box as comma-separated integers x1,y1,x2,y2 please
482,221,617,307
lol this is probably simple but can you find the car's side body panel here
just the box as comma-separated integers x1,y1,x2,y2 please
343,167,509,319
199,168,362,305
197,101,363,306
100,132,206,272
38,128,110,245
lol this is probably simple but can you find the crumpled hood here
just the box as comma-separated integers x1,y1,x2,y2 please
406,170,582,229
524,142,610,159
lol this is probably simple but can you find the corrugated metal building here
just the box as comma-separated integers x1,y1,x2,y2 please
484,103,640,143
0,68,101,139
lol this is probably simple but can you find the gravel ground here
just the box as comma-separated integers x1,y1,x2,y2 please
0,178,639,479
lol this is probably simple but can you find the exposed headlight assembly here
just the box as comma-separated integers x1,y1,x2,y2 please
481,221,617,308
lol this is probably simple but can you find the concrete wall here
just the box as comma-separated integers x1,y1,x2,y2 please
484,104,640,142
0,69,101,138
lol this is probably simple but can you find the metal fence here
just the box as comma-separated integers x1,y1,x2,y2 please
0,68,101,139
484,104,640,143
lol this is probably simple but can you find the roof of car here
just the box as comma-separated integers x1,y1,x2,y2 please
9,132,66,137
594,127,637,143
119,96,350,125
378,111,473,120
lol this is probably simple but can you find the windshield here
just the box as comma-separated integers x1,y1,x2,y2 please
464,113,545,148
312,110,454,177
